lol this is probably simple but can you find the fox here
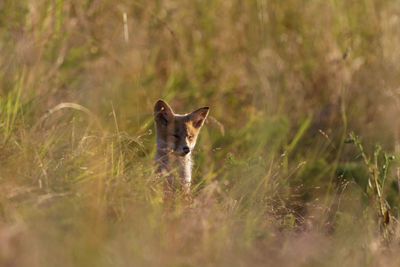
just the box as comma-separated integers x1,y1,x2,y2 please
153,99,209,195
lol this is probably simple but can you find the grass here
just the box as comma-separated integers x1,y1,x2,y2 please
2,0,400,266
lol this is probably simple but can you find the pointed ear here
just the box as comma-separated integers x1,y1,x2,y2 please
189,107,209,128
154,100,174,126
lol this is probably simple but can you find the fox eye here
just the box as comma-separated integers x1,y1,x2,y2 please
173,134,180,139
188,135,193,141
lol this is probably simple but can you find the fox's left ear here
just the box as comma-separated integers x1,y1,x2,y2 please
189,107,209,128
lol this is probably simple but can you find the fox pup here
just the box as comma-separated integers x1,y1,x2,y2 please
153,100,209,194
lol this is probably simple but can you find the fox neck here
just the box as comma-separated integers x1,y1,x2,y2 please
177,155,192,183
155,138,192,183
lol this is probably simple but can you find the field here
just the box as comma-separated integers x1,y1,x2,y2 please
1,0,400,266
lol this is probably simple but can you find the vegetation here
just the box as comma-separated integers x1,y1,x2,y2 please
1,0,400,266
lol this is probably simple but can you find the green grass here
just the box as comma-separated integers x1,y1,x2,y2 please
1,0,400,266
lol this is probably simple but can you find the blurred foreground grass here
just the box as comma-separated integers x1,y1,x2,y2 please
2,0,400,266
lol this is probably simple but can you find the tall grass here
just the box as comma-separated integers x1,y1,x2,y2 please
1,0,400,266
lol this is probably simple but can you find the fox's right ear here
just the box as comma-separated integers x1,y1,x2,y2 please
154,100,174,126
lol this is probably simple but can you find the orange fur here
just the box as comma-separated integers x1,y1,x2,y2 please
153,100,209,195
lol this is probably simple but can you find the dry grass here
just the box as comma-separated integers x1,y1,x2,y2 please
2,0,400,266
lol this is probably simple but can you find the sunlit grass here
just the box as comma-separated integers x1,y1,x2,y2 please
1,0,400,266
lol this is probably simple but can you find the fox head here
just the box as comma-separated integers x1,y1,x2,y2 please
154,100,209,157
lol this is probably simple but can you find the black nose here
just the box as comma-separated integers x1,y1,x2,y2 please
182,146,190,154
